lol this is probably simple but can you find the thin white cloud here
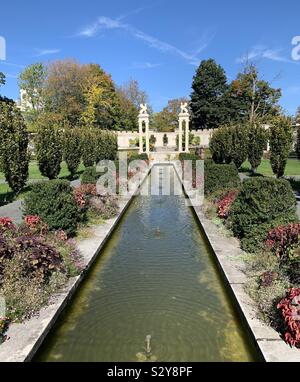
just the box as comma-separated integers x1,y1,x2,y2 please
0,61,25,68
132,62,161,69
4,73,17,79
117,6,152,21
237,45,299,65
34,49,61,57
78,16,213,65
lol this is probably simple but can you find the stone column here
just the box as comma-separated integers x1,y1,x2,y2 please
138,104,150,154
178,120,183,153
138,118,143,154
145,119,150,154
179,105,190,153
185,118,190,153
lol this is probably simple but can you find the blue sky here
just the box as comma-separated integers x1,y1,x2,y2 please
1,0,300,113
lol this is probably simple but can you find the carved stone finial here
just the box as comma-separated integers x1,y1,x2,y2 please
180,102,189,114
139,103,148,115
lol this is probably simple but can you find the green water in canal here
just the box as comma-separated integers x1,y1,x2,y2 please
36,166,259,362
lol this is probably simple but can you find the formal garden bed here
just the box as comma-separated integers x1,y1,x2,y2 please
0,174,121,342
190,122,300,350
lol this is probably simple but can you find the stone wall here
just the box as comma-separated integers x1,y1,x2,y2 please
117,130,212,149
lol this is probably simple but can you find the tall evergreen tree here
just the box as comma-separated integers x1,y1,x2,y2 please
0,101,29,193
296,126,300,160
190,59,228,130
269,116,293,178
248,124,267,173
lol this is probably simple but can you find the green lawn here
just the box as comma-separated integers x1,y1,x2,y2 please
0,161,86,206
240,158,300,177
0,161,85,181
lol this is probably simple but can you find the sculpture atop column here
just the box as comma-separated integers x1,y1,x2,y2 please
180,102,189,115
178,102,190,153
139,103,148,116
138,104,150,154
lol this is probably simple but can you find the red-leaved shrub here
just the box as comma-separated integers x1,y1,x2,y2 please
277,288,300,348
217,190,239,219
15,236,64,282
0,217,15,232
0,235,14,279
266,223,300,260
74,184,97,208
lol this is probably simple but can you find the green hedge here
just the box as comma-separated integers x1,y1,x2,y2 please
128,153,149,161
178,153,199,161
81,166,99,184
204,162,240,195
23,180,82,236
229,177,298,252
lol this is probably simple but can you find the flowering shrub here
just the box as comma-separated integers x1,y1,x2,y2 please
217,190,239,219
24,215,40,228
23,215,48,236
277,288,300,348
266,223,300,260
15,236,64,282
0,217,15,232
89,195,119,219
259,271,278,287
0,235,14,279
74,184,97,208
55,230,68,242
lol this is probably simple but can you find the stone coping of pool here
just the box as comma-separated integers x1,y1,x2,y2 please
0,168,150,362
169,161,300,362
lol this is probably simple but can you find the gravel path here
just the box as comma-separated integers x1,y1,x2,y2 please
0,200,23,223
0,179,81,223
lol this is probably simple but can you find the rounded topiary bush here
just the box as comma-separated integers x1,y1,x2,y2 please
23,180,82,236
204,162,240,195
229,177,298,252
81,166,98,184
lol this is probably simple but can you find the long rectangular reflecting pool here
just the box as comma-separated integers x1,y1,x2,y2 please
35,166,261,362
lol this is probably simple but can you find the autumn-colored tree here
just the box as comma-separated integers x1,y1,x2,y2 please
116,79,151,131
44,60,86,126
81,64,121,130
119,79,149,109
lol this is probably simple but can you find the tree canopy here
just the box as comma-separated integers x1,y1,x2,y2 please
153,98,189,132
18,60,149,131
190,59,282,130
